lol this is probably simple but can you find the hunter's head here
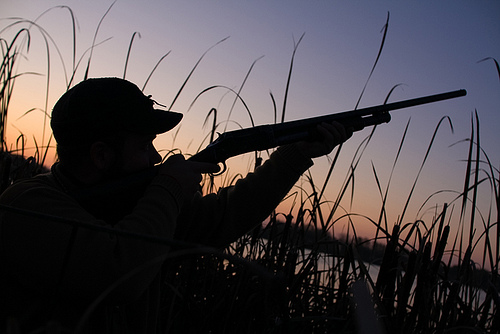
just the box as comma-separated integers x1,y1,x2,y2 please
51,77,182,177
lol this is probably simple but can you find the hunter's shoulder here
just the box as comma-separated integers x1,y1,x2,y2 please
0,172,60,205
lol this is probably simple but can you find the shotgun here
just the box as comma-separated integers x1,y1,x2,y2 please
189,89,466,167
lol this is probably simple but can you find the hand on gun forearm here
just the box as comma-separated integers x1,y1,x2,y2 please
294,121,353,159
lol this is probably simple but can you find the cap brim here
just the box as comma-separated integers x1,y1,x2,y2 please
134,109,183,135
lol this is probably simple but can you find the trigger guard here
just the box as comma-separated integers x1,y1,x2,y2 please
212,162,227,176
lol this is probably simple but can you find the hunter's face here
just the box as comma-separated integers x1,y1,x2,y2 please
118,133,162,174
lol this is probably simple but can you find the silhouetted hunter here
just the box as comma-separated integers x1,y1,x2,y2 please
0,77,351,333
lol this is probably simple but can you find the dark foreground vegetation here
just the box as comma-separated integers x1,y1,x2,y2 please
160,210,498,333
1,4,498,333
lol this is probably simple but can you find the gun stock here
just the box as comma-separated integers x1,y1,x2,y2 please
190,89,466,165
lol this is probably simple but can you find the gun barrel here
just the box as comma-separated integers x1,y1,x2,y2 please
284,89,467,125
358,89,467,116
270,89,466,141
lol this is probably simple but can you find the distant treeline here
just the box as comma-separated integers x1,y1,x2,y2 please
258,220,497,291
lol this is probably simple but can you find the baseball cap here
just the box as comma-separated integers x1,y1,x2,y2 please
51,77,183,146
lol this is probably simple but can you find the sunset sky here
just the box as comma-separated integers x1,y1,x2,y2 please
2,0,499,257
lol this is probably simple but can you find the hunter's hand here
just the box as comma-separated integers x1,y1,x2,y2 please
159,154,220,199
294,121,353,159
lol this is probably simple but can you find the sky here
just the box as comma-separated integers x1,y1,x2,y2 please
1,0,499,264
